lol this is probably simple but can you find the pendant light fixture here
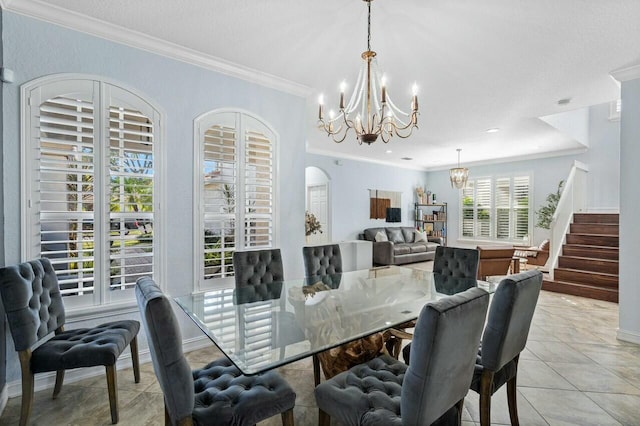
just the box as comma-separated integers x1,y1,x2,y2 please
449,148,469,189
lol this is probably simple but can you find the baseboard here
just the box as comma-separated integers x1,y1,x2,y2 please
0,384,8,418
586,208,620,214
617,329,640,345
6,335,212,398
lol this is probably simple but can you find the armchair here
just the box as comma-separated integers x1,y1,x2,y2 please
514,239,550,268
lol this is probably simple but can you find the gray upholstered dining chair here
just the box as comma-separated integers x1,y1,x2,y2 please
314,287,490,426
135,277,296,426
302,244,342,287
302,244,343,386
388,245,481,358
233,248,284,288
470,269,543,426
0,258,140,425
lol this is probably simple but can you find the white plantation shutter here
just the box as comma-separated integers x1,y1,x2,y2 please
203,123,237,280
37,95,97,297
461,182,475,238
23,77,161,307
196,111,277,289
460,174,530,242
476,178,492,238
495,178,511,240
244,126,273,248
513,176,530,239
108,105,155,290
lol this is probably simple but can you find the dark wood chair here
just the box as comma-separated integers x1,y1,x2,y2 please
0,258,140,425
477,245,516,280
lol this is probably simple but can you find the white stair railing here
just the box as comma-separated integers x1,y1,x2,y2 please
549,161,589,280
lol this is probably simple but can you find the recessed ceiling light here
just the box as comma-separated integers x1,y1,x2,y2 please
386,150,392,154
558,98,572,105
486,128,500,133
401,157,413,161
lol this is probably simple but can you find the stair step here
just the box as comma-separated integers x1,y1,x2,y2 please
542,280,618,303
566,234,619,247
570,223,619,236
573,213,619,224
562,244,619,260
558,256,619,274
554,268,618,289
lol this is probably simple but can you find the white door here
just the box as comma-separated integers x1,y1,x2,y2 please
307,184,329,244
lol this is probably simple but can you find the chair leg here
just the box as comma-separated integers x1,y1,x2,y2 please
455,398,465,425
281,408,295,426
106,365,119,424
479,369,495,426
18,351,34,426
130,335,141,383
52,370,65,399
507,356,520,426
313,354,321,387
318,409,331,426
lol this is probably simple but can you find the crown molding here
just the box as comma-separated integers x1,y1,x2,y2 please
306,145,430,172
610,63,640,82
3,0,313,98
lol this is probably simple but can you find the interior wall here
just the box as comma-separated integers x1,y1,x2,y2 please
0,6,6,411
1,11,307,385
618,75,640,343
305,153,428,241
427,103,620,248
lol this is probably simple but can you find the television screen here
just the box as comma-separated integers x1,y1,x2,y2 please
386,207,401,223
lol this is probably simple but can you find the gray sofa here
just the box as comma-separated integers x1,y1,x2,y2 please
361,227,443,266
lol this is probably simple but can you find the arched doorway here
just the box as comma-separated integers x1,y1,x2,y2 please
305,166,331,244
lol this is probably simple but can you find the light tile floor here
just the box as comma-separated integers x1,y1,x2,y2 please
1,263,639,425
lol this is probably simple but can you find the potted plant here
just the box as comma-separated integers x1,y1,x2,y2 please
305,211,323,241
536,180,564,230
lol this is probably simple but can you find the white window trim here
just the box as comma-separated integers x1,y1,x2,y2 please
458,172,533,244
193,108,279,292
21,73,167,314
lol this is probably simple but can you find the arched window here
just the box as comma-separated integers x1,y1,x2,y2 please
22,75,163,309
194,110,277,289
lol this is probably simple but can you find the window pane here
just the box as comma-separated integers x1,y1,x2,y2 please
244,127,273,248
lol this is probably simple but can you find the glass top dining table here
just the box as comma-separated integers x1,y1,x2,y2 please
174,265,495,375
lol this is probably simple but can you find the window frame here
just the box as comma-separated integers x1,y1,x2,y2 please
458,172,533,244
193,108,279,292
21,74,166,312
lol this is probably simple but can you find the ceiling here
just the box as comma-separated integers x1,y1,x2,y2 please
9,0,640,170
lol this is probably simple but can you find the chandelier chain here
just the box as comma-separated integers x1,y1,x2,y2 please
367,0,371,52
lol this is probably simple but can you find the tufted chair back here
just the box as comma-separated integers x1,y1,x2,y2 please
302,244,342,287
433,246,480,280
402,287,489,425
233,249,284,288
481,270,542,372
0,258,66,351
135,277,195,423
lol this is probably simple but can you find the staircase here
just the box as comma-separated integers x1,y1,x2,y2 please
543,213,619,302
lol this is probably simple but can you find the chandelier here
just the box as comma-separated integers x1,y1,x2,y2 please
449,148,469,189
317,0,419,145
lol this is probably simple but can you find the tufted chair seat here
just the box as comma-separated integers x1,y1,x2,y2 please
135,277,296,426
31,320,139,373
315,287,490,426
0,258,140,425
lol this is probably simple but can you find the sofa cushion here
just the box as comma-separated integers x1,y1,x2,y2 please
409,243,427,254
402,228,415,243
425,242,438,252
393,244,411,255
414,230,427,242
375,231,389,242
386,228,405,243
364,228,386,242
